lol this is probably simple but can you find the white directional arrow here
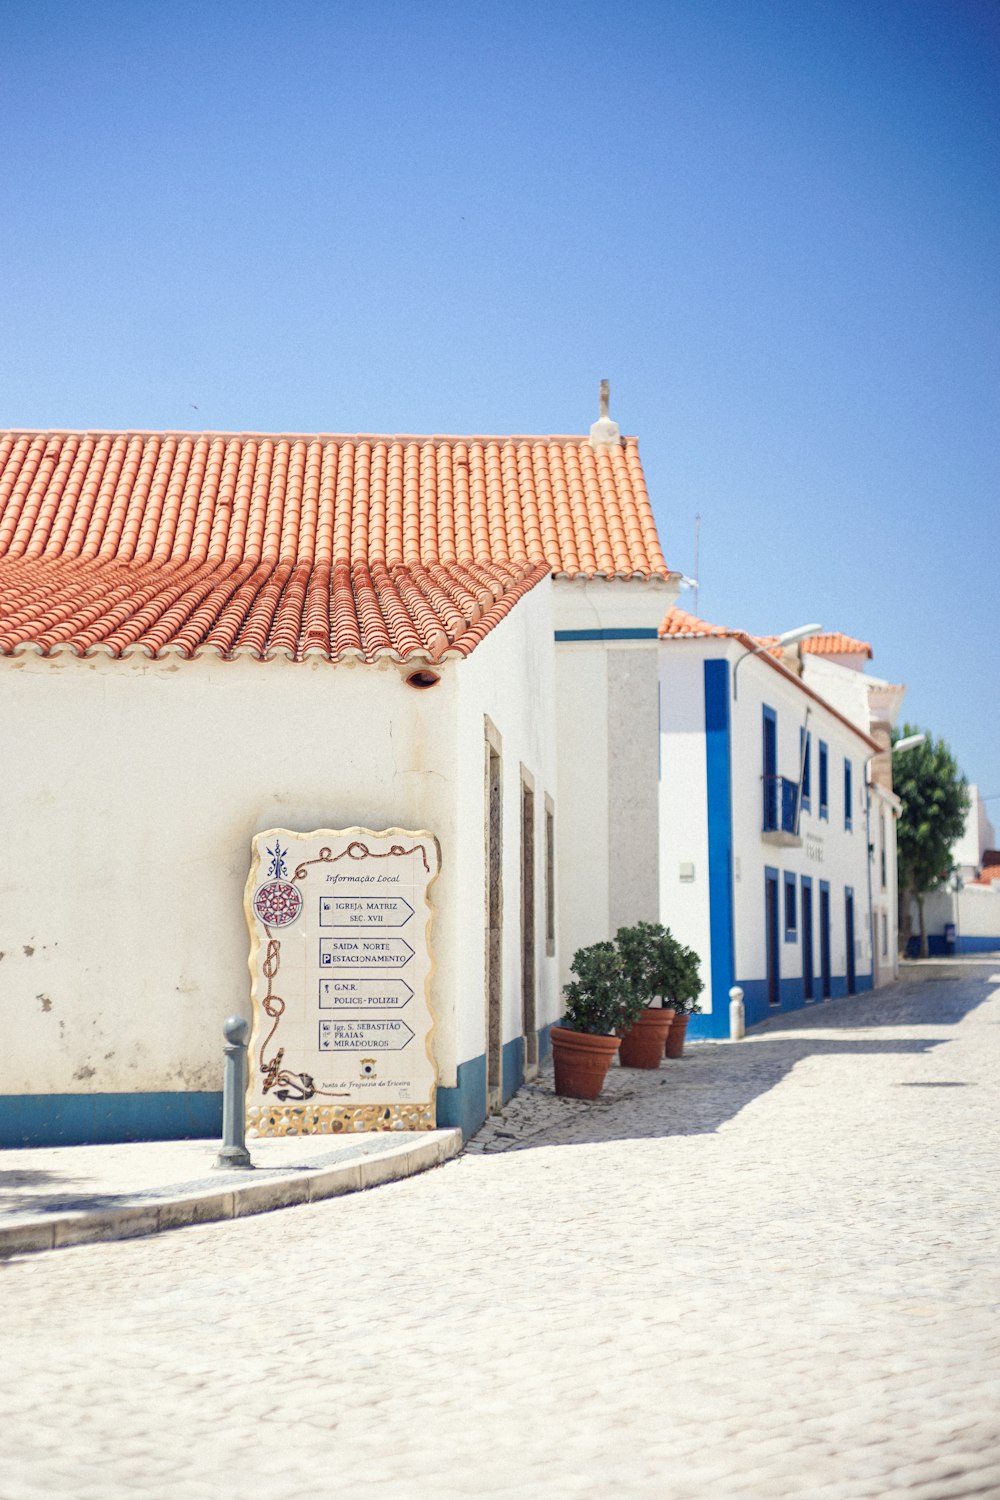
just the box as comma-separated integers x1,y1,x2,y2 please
318,979,414,1010
319,896,414,928
318,1019,415,1051
319,937,414,968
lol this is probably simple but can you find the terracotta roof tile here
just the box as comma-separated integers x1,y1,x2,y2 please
660,610,873,662
0,430,669,663
800,632,872,659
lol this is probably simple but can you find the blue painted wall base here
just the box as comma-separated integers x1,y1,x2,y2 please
436,1027,557,1139
0,1091,223,1148
435,1054,487,1138
907,934,1000,957
502,1036,524,1104
4,1031,560,1148
687,968,875,1037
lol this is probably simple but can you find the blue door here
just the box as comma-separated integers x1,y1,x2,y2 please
765,869,780,1007
801,877,814,1001
845,887,856,994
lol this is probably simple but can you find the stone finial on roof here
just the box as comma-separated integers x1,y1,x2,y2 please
589,378,621,448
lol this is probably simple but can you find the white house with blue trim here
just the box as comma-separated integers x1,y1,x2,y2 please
657,609,882,1036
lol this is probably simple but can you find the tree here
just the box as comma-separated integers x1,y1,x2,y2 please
894,724,969,958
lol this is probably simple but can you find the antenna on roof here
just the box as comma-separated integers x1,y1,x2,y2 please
693,513,700,613
589,378,621,448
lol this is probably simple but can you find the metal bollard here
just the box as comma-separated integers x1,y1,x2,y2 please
215,1015,253,1169
729,986,745,1041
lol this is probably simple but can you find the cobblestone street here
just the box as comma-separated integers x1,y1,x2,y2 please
3,960,999,1500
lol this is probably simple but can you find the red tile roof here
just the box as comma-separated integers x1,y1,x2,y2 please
0,431,668,662
801,633,872,659
971,852,1000,885
659,609,872,660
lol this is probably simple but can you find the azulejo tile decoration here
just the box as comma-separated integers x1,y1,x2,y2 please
245,827,440,1135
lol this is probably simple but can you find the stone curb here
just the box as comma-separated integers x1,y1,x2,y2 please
0,1128,462,1259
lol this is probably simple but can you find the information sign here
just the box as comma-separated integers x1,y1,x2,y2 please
245,827,440,1136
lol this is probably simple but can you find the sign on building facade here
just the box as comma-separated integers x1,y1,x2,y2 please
245,828,440,1135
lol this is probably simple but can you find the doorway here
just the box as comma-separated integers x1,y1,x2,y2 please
801,876,814,1001
845,887,856,994
819,881,831,998
765,868,780,1007
485,721,503,1113
521,773,537,1074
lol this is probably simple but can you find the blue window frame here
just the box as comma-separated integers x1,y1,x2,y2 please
844,758,853,831
800,729,811,812
819,740,829,820
784,871,797,940
762,705,778,831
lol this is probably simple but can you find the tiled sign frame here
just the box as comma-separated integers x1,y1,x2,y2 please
244,827,441,1136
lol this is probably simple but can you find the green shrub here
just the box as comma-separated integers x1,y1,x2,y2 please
614,921,704,1015
562,941,631,1035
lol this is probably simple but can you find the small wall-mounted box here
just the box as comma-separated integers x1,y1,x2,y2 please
679,861,695,883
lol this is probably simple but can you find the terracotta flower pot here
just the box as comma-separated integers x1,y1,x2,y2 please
618,1007,676,1069
551,1026,622,1099
664,1013,690,1059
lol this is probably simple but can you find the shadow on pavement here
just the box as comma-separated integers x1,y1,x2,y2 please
470,963,999,1153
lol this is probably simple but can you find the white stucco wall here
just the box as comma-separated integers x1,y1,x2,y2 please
2,651,454,1095
551,574,678,989
800,655,873,735
1,579,559,1100
919,884,1000,944
953,786,998,877
657,647,713,1000
450,579,560,1067
554,642,610,981
554,636,662,986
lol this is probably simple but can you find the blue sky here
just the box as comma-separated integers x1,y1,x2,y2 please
2,0,998,803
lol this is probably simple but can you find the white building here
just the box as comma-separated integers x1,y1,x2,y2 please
952,785,997,884
657,610,885,1036
798,639,904,987
906,789,1000,957
0,417,679,1145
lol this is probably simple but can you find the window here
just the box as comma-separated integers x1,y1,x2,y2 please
819,741,829,820
844,759,853,831
879,811,887,889
544,795,555,957
784,871,797,940
881,911,888,957
800,729,811,812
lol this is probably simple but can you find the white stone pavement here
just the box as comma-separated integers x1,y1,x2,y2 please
2,958,999,1500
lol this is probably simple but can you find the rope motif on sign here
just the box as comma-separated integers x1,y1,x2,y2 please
256,838,429,1103
290,840,430,880
258,935,347,1103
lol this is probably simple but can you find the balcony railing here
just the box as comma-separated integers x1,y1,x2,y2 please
763,774,800,836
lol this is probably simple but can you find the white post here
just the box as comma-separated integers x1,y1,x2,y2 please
729,985,745,1041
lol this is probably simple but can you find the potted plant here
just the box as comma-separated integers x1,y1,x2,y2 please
663,943,704,1058
552,941,632,1099
614,921,681,1068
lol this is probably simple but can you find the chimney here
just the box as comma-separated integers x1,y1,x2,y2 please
589,378,621,448
781,641,805,677
869,722,894,793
